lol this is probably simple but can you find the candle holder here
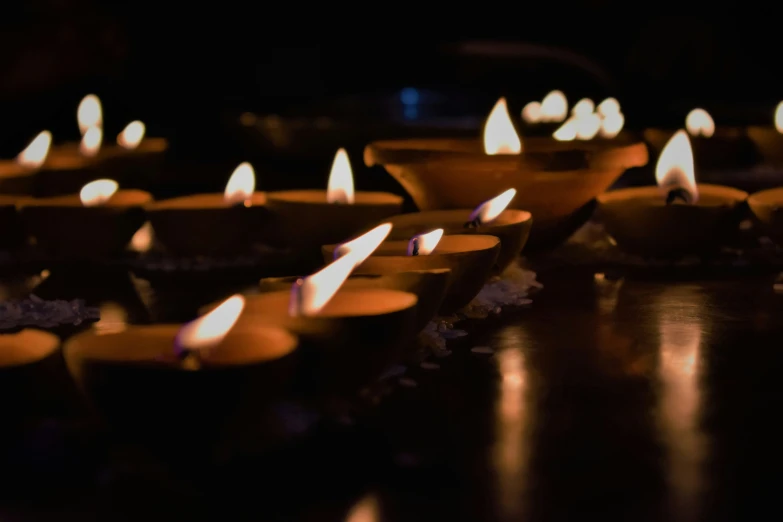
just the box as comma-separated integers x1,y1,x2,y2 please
0,195,29,250
146,193,273,257
100,138,168,190
364,137,647,250
644,128,758,170
323,234,500,314
748,187,783,245
0,163,37,194
64,324,298,456
265,190,403,250
34,155,101,198
384,209,532,273
596,184,749,258
259,269,451,334
20,189,151,260
746,126,783,167
211,289,418,395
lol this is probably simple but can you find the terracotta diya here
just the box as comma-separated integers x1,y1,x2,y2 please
146,162,273,256
0,131,52,194
383,188,530,273
265,148,403,250
99,121,168,190
747,187,783,245
64,295,299,452
365,97,648,250
20,179,151,259
644,108,757,170
597,130,748,259
746,102,783,167
0,194,29,250
323,229,500,314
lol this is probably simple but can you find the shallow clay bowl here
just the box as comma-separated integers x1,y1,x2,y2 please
323,234,500,314
364,137,647,249
63,325,298,455
644,128,758,170
0,195,30,249
146,193,272,257
20,189,151,259
384,209,532,273
596,184,749,259
33,155,101,197
748,188,783,245
746,126,783,167
259,269,451,334
0,162,36,195
203,289,418,395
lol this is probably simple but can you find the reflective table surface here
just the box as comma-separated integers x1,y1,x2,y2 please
2,267,782,522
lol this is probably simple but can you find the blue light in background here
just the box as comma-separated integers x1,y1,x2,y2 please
404,105,419,120
400,87,420,105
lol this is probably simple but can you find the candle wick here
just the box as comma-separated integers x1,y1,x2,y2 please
464,217,481,229
172,342,203,371
410,237,420,256
665,187,692,205
289,278,305,317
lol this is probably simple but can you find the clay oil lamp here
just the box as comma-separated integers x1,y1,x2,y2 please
747,187,783,246
20,178,151,260
365,97,648,249
383,188,530,273
64,295,300,454
644,108,757,170
520,90,569,136
0,131,52,195
323,228,500,314
146,162,273,256
597,130,748,259
211,225,419,394
100,120,168,190
747,102,783,167
265,148,403,251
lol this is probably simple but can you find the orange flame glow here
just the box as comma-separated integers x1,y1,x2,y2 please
117,121,146,149
223,162,255,206
685,109,714,138
540,90,568,122
656,130,698,203
521,101,542,124
326,148,355,204
80,179,119,206
775,102,783,134
407,228,444,256
597,97,620,117
333,223,393,262
571,98,595,117
599,112,625,138
77,94,102,135
174,295,245,353
552,119,577,142
469,188,517,224
80,127,102,157
129,222,154,252
16,131,52,168
483,97,522,155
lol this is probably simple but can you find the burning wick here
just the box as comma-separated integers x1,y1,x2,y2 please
173,295,245,370
406,229,443,256
665,187,693,205
409,237,421,256
464,188,517,228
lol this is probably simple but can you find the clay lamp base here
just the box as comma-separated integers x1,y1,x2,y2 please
64,321,298,454
748,188,783,245
20,181,151,260
644,128,757,170
597,184,748,259
746,126,783,167
34,154,101,198
260,269,451,334
0,195,30,249
99,136,168,190
323,234,500,314
385,208,531,274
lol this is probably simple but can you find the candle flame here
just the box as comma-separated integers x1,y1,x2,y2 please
223,162,256,206
326,148,355,204
469,188,517,225
540,90,568,122
77,94,102,135
333,223,393,262
80,126,102,157
117,120,146,149
16,130,52,168
597,97,620,117
656,130,699,203
775,102,783,134
407,228,443,256
174,295,245,354
483,97,522,155
80,179,119,206
572,98,595,117
129,222,154,252
344,496,380,522
575,113,602,140
599,111,625,138
553,119,578,141
685,108,714,138
521,101,542,124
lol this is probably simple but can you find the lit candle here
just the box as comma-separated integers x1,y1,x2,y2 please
0,131,52,194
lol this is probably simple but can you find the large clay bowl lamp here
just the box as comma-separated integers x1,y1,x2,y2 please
365,97,648,249
597,130,748,259
748,188,783,245
746,102,783,167
0,131,52,195
64,296,299,456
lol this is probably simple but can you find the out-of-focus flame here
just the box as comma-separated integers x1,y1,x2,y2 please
117,121,146,149
16,130,52,168
223,162,255,206
326,148,355,204
540,90,568,123
597,97,620,117
344,495,380,522
174,295,245,353
575,113,602,140
77,94,102,135
80,126,102,157
483,97,522,155
656,130,698,203
469,188,516,225
685,109,715,138
600,111,625,138
553,119,577,141
407,228,444,256
775,102,783,134
129,222,154,252
80,179,119,206
334,223,393,262
572,98,595,117
521,101,542,124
